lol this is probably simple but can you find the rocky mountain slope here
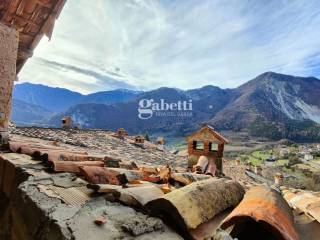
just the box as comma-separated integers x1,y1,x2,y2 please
209,72,320,141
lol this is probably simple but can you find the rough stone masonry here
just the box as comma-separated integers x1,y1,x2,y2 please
0,23,18,147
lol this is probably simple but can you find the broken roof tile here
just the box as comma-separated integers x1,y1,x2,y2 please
282,188,320,223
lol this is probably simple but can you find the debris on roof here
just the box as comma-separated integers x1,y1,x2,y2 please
94,216,107,226
282,187,320,223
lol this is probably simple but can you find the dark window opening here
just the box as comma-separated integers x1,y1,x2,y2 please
62,120,66,124
193,141,204,150
209,143,218,151
192,141,197,149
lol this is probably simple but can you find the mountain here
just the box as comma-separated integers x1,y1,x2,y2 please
12,99,54,126
15,73,320,141
49,86,234,136
13,83,83,112
77,89,140,105
48,72,320,141
13,83,140,112
185,85,233,118
208,72,320,141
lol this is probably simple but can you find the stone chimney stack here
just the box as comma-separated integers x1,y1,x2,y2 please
135,136,145,144
116,128,128,138
0,24,18,148
274,173,284,185
254,166,262,176
61,117,73,129
245,162,253,171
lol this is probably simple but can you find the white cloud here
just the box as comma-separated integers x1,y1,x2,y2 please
18,0,320,93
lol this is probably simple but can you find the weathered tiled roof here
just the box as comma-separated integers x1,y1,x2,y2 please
3,126,320,239
10,127,186,167
186,125,229,144
0,0,66,73
282,188,320,223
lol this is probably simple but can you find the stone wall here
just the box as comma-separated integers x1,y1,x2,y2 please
0,153,183,240
0,23,18,146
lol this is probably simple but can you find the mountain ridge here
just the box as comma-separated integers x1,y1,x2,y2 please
13,83,141,112
13,72,320,141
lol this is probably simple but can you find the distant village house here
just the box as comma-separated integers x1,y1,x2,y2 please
304,153,314,161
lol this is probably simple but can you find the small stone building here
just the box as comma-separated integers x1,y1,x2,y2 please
186,125,228,173
61,117,72,129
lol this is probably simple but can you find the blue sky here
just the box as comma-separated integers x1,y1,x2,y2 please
18,0,320,94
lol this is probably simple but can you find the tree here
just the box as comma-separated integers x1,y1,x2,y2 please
240,155,249,162
144,133,150,141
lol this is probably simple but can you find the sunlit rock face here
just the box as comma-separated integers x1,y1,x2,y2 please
208,72,320,141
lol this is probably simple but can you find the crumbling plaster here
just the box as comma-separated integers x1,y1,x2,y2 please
0,23,18,146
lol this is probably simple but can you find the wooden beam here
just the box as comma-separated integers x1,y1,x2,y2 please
12,15,38,27
17,47,33,59
34,0,53,9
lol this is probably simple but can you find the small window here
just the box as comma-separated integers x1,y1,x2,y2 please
195,141,204,150
62,120,66,124
209,143,218,151
193,141,197,149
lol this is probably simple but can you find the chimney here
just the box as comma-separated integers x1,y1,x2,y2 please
135,135,145,144
274,173,284,185
116,128,128,138
246,162,253,171
254,166,262,176
61,117,72,129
